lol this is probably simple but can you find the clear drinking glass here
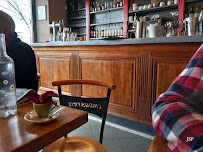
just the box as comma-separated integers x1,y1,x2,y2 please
0,33,17,118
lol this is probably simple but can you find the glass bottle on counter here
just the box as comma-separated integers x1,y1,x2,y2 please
57,21,63,42
0,33,17,118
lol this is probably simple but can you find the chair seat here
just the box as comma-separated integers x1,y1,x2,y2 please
148,136,172,152
43,137,106,152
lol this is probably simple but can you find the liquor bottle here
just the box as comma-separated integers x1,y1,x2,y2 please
102,3,105,10
95,1,98,11
113,0,117,8
101,25,104,37
105,1,107,9
0,33,17,118
90,27,94,38
90,1,93,12
110,1,113,8
99,2,102,11
94,27,96,38
57,20,63,42
117,0,120,7
120,0,123,7
189,6,195,17
92,1,95,12
107,0,110,9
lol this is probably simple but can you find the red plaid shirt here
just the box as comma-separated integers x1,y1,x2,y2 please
152,44,203,152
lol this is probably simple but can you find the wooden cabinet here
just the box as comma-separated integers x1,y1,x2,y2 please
33,42,201,124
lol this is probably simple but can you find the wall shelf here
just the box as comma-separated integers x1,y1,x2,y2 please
90,7,123,14
129,4,178,14
71,25,86,28
69,17,86,20
71,8,86,12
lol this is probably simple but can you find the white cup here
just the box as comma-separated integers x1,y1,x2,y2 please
174,0,178,4
167,0,173,5
148,4,153,9
129,16,133,22
160,1,165,7
132,3,138,11
139,6,143,10
143,5,148,9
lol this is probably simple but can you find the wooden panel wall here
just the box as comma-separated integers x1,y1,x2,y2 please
33,42,201,124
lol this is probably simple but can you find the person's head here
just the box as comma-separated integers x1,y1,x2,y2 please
0,10,15,46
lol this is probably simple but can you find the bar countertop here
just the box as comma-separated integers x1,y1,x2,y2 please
31,35,203,47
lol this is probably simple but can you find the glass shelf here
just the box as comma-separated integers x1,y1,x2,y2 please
90,7,123,14
90,21,123,26
90,36,123,40
69,17,86,20
77,33,86,35
71,25,86,28
129,4,178,14
71,8,86,12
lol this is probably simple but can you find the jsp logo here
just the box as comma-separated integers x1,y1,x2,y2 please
186,137,194,142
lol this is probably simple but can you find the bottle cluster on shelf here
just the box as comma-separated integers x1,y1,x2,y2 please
69,11,86,20
69,20,86,27
90,0,123,12
90,23,123,38
186,5,203,18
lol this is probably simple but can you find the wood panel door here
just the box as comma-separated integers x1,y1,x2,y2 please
81,57,136,116
37,51,71,92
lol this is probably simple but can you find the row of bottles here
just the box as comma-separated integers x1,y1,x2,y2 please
90,23,123,38
90,0,123,12
186,5,203,18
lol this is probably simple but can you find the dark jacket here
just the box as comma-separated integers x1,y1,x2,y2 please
6,33,38,92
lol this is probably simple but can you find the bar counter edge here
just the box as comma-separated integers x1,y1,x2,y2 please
31,35,203,47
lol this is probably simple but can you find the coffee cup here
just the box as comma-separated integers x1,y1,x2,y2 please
143,5,148,9
148,4,153,9
33,103,55,119
129,16,133,22
139,6,143,10
167,0,173,5
160,1,165,7
174,0,178,4
132,3,138,11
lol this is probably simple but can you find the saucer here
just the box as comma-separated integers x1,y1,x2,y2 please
24,110,60,123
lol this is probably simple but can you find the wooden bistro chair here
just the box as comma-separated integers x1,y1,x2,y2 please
43,79,116,152
148,135,172,152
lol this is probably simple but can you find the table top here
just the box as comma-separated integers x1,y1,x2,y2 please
0,102,88,152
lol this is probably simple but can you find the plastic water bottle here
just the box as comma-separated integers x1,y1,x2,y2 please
0,33,17,118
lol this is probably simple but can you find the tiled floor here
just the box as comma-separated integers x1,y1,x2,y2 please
68,113,157,152
43,98,158,152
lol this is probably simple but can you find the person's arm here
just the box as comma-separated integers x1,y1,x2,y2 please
152,44,203,152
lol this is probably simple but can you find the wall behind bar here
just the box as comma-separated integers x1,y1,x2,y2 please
35,0,67,42
35,0,49,42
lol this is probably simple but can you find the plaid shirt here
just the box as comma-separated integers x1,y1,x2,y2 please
152,44,203,152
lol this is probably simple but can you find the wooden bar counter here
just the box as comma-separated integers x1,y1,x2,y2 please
32,37,203,125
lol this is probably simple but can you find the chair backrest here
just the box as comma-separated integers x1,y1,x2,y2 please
52,79,116,144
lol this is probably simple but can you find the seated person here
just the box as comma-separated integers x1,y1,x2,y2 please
152,44,203,152
0,10,38,92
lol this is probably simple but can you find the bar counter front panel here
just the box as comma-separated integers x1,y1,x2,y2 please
32,40,202,125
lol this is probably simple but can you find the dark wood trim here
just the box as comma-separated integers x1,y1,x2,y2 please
31,0,37,43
